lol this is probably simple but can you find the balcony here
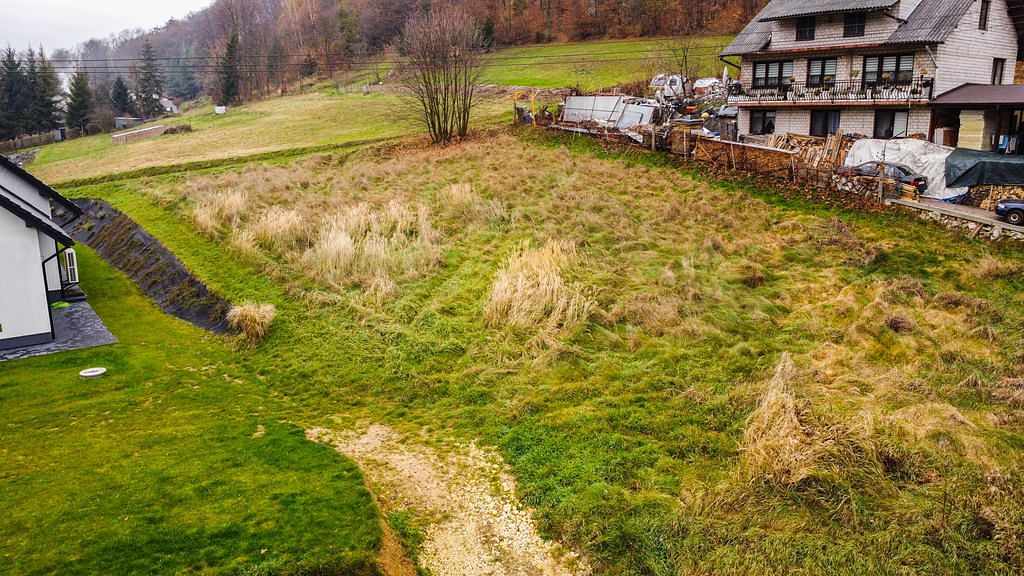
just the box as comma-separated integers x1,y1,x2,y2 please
728,77,934,106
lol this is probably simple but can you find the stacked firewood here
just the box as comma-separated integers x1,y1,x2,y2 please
761,132,850,169
976,185,1024,210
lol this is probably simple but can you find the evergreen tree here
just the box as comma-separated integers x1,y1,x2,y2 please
35,48,61,131
135,40,164,118
301,54,319,78
111,76,134,116
0,47,27,140
168,48,200,101
65,69,93,132
267,38,286,91
24,48,41,134
218,31,240,106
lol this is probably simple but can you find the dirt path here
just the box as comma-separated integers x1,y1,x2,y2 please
307,424,590,576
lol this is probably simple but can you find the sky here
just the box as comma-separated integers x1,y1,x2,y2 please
1,0,214,53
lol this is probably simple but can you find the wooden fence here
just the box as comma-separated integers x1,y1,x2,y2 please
0,133,55,153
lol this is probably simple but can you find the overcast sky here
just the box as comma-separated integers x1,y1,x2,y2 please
1,0,214,53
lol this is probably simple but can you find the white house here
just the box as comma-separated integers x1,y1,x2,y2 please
721,0,1022,145
0,154,82,350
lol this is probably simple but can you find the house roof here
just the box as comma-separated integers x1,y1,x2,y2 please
722,0,1006,57
930,83,1024,105
0,184,74,245
757,0,898,21
0,154,82,216
887,0,975,45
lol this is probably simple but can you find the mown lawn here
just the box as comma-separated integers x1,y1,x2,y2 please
0,248,383,575
40,129,1024,575
28,92,510,184
478,36,735,89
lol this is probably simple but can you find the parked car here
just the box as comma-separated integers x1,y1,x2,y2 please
835,161,928,193
995,198,1024,226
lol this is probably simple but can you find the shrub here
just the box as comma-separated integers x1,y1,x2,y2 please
227,302,278,343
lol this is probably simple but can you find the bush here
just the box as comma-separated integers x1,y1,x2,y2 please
227,302,278,342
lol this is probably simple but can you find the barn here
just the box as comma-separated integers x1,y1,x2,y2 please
0,154,83,350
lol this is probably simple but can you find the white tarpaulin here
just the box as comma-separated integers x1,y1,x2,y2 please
845,138,968,201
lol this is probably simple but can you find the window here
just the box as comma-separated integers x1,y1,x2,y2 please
750,110,777,135
796,16,816,41
807,58,838,86
863,54,914,85
980,0,991,30
993,58,1006,85
810,110,841,136
873,110,909,139
844,12,867,37
753,61,794,87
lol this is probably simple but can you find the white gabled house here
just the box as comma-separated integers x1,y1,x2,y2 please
0,154,82,350
721,0,1021,146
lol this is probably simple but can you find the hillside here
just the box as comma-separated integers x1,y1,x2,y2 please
7,115,1022,573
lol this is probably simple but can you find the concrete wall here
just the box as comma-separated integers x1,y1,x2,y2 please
738,106,930,138
934,0,1019,95
0,208,51,346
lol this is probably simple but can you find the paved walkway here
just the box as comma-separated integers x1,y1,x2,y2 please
0,301,117,362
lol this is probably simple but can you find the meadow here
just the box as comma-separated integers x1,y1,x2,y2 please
12,127,1020,575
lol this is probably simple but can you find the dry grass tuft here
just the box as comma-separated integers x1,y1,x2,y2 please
484,240,594,336
886,313,917,334
251,207,306,251
879,276,926,303
609,294,681,334
226,302,278,343
933,291,988,312
973,255,1020,280
741,353,819,485
302,202,440,300
192,190,248,238
439,183,508,223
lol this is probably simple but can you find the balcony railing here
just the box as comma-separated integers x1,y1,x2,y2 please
728,77,934,104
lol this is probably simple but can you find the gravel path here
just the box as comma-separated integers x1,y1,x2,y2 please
307,425,590,576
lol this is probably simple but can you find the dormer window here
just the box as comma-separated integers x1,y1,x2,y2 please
844,13,866,37
796,16,816,41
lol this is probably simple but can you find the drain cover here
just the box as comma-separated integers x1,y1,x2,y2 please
79,367,107,378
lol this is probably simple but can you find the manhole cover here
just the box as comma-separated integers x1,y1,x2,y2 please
79,367,107,378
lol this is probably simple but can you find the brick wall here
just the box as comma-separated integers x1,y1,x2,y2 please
737,106,930,138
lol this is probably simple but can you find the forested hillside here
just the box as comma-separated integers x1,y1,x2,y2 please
51,0,760,100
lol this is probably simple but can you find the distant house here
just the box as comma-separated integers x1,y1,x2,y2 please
0,154,82,350
721,0,1021,147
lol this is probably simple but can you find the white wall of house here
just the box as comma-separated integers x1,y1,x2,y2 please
769,10,899,52
933,0,1019,95
0,209,51,345
737,106,930,138
0,168,62,294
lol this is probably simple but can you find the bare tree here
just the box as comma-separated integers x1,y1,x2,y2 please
398,5,484,145
661,35,703,80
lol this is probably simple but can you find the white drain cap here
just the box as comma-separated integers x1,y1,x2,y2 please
79,367,107,378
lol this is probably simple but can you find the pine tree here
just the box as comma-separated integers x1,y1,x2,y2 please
267,38,286,91
0,47,27,140
168,48,200,101
24,48,41,134
111,76,134,116
65,69,93,133
135,40,164,118
218,31,240,106
35,48,61,131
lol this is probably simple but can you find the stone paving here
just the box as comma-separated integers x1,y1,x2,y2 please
0,301,117,362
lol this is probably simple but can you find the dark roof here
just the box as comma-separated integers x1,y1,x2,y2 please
0,184,74,245
721,5,774,56
722,0,1000,57
757,0,897,21
931,83,1024,105
0,154,81,215
887,0,975,44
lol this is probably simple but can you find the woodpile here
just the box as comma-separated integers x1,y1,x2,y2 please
975,185,1024,211
693,136,796,178
759,131,851,170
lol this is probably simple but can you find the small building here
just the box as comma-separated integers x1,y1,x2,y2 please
0,154,83,350
722,0,1021,140
114,117,145,131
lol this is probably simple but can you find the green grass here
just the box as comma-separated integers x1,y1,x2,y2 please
29,92,509,183
0,248,383,575
36,129,1024,575
478,36,735,89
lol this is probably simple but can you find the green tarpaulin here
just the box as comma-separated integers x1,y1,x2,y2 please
946,148,1024,188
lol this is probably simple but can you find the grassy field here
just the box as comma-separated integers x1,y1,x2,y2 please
0,247,383,575
478,36,735,90
25,128,1024,575
28,92,509,184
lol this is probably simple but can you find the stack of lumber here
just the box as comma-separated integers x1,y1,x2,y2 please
760,132,850,169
